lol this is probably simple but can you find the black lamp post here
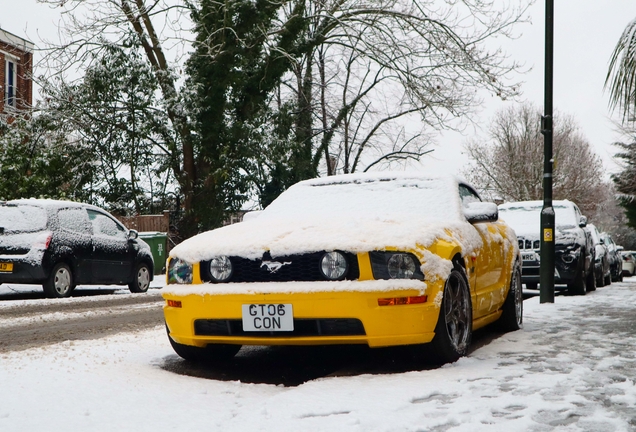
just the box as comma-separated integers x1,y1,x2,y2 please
540,0,555,303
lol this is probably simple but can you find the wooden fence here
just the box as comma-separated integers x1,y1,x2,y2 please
116,210,177,252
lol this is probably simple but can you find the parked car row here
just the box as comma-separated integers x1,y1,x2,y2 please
2,175,631,367
497,200,624,295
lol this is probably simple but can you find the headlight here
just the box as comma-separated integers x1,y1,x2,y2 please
320,251,348,280
387,254,417,279
209,256,233,282
168,258,192,284
369,251,424,280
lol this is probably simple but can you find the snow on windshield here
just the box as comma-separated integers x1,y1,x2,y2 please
498,200,578,233
170,173,486,272
0,205,47,232
261,175,462,222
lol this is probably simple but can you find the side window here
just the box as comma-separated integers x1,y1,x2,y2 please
58,208,91,234
458,185,482,207
87,210,127,239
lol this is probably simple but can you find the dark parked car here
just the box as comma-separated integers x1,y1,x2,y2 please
0,199,154,298
600,232,622,282
498,200,595,295
588,224,611,287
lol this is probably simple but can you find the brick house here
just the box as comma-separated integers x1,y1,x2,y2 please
0,28,34,118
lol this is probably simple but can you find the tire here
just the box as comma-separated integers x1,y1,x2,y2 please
586,264,596,292
129,262,151,293
428,267,473,364
498,262,523,332
596,267,605,287
604,272,611,286
568,254,587,296
43,263,75,298
167,326,240,362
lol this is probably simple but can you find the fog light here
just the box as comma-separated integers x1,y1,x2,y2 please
320,251,348,280
210,256,233,282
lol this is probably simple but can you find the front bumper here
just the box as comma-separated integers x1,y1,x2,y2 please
162,280,441,349
520,249,582,286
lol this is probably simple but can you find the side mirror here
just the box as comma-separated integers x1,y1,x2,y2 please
464,202,498,224
579,216,587,227
128,229,139,240
242,210,263,222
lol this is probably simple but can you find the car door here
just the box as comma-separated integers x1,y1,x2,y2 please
55,207,93,284
459,185,505,319
88,209,132,284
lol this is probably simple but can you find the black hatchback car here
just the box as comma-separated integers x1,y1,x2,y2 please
0,199,154,298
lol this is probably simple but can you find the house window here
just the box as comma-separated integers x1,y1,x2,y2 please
5,58,16,107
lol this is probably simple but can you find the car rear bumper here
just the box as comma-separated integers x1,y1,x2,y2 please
162,280,441,349
0,252,48,284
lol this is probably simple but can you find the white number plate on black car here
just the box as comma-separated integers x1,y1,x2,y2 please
522,252,537,262
242,304,294,331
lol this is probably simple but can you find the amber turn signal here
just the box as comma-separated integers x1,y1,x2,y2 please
167,300,182,308
377,295,427,306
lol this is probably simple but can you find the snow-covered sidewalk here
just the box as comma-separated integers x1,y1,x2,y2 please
2,280,636,431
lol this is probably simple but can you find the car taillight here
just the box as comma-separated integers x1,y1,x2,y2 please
33,232,52,250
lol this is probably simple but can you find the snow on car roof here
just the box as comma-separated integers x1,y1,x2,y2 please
7,198,86,208
170,172,486,267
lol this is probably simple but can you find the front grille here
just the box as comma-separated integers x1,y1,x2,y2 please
518,238,540,250
199,251,360,283
194,318,366,337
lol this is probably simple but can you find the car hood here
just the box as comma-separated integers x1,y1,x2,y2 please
170,214,489,264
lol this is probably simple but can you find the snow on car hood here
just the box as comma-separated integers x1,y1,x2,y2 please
170,173,485,264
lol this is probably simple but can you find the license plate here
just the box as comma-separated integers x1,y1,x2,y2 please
242,304,294,331
522,252,537,262
0,262,13,273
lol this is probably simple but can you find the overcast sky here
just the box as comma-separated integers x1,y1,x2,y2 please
3,0,636,178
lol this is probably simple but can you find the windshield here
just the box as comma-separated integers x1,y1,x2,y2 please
262,177,462,222
0,204,48,233
498,203,578,230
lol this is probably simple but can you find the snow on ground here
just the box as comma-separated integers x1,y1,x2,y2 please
3,279,636,431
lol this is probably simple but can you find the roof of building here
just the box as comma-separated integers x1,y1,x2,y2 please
0,28,34,53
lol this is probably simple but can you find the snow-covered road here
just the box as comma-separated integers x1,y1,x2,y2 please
2,280,636,431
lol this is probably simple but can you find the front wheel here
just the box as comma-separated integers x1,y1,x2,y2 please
586,264,596,292
129,262,151,293
498,262,523,332
568,253,587,295
43,263,75,298
428,267,472,364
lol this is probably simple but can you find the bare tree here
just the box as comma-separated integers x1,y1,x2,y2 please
259,0,530,182
463,103,606,215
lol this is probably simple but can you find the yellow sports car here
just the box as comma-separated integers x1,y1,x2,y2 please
163,173,521,364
